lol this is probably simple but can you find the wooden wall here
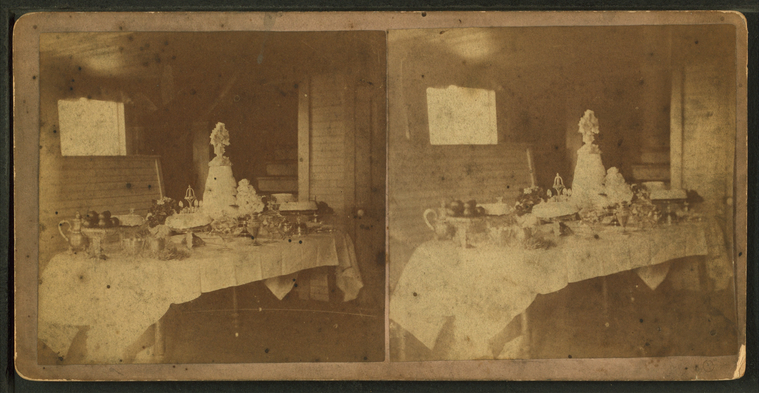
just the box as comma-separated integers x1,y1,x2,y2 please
386,25,738,291
308,74,348,218
387,141,534,291
681,63,736,205
38,156,164,271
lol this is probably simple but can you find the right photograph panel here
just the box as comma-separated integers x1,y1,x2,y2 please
387,25,739,361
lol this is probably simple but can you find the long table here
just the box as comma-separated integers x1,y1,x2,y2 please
389,222,709,360
38,232,362,364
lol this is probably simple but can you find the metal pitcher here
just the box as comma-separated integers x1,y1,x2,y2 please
423,208,451,240
58,212,89,252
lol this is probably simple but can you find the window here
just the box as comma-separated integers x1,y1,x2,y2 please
58,98,127,156
426,85,497,145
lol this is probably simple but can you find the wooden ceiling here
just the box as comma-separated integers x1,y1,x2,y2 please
389,25,735,83
40,31,386,125
40,31,377,82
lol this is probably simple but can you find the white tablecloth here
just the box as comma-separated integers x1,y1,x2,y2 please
389,223,708,359
38,232,362,363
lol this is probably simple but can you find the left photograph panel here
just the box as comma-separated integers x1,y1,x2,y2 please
36,30,387,365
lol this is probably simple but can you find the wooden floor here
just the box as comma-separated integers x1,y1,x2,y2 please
39,258,738,364
161,281,385,364
392,258,740,361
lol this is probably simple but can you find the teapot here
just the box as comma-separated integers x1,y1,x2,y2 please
58,212,89,252
423,203,451,240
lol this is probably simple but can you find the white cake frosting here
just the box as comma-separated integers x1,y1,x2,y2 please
570,110,612,209
571,145,607,209
203,165,238,219
200,123,239,219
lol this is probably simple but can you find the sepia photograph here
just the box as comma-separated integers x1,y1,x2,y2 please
12,11,748,381
387,25,743,361
34,29,387,365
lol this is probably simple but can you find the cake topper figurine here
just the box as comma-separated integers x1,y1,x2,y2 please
578,109,600,146
209,122,231,165
552,173,565,195
184,185,196,209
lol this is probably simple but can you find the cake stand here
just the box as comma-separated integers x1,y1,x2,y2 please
446,216,485,248
81,227,120,258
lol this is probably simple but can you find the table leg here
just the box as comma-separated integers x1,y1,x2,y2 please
89,236,102,258
698,258,709,292
186,232,194,249
232,286,239,336
602,276,609,319
521,309,531,358
154,318,166,361
390,321,406,361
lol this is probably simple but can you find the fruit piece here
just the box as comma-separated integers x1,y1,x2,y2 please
86,211,99,222
110,217,120,227
101,211,112,219
449,200,464,215
476,206,486,216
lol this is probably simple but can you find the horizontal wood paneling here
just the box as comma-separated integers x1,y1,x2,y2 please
681,64,735,202
256,177,298,193
309,74,347,217
388,144,534,290
43,171,160,187
41,156,163,209
39,155,164,267
265,162,298,177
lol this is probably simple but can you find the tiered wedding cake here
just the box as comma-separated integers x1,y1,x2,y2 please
570,110,634,209
203,122,239,219
571,110,607,209
166,123,264,231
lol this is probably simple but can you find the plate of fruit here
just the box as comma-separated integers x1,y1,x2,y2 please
444,199,487,219
81,210,122,229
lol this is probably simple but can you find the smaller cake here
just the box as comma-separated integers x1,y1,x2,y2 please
604,167,633,205
236,179,265,216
